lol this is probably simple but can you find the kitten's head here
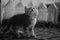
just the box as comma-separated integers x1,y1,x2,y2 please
25,7,38,19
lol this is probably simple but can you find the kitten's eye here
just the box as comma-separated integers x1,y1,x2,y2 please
29,8,34,12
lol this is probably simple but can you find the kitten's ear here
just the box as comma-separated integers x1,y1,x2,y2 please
25,6,28,12
24,6,29,15
24,6,31,15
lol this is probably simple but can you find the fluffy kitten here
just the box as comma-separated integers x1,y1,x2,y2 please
1,7,38,36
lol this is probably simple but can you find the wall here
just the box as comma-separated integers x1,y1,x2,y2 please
37,3,48,21
2,0,25,19
55,2,60,23
22,0,60,6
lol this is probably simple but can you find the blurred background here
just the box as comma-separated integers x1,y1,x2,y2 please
1,0,60,24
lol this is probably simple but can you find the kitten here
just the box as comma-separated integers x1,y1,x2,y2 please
1,7,38,36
